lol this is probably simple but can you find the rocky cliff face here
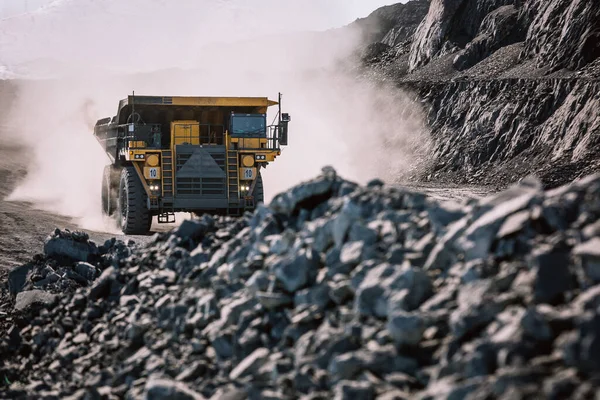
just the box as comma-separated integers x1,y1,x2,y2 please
352,0,431,46
362,0,600,188
414,78,600,187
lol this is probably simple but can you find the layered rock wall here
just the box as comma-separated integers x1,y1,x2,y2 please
413,78,600,187
365,0,600,188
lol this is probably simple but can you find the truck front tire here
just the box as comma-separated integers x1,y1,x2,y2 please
117,166,152,235
253,172,264,205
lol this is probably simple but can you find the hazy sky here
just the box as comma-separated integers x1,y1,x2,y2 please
0,0,406,28
0,0,409,70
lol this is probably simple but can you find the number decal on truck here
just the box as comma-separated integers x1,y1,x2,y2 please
243,168,254,179
149,168,158,179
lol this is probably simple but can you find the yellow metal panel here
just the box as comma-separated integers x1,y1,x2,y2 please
239,167,257,181
239,138,260,149
127,150,147,161
266,153,277,162
146,154,160,167
172,121,200,145
144,166,161,180
129,140,146,148
169,97,278,108
239,149,279,162
241,155,255,167
132,162,152,197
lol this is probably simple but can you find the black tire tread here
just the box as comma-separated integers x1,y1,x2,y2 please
253,172,264,205
118,166,152,235
101,165,119,216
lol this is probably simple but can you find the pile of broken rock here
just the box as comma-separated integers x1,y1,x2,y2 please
1,166,600,399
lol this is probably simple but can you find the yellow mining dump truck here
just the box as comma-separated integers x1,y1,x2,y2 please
94,93,291,235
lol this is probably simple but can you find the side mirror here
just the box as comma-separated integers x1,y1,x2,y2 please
279,113,291,145
279,121,289,146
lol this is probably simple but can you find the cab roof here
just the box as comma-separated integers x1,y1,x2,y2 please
118,95,279,109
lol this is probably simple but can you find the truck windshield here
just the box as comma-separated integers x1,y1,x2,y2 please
231,114,266,136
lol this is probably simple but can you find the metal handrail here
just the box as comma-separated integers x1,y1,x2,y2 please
267,124,281,150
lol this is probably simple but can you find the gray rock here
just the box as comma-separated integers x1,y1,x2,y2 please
44,231,98,263
274,248,319,292
208,386,247,400
387,310,426,347
89,267,119,300
530,247,573,304
329,279,354,305
295,284,331,310
311,219,334,253
497,210,530,239
144,377,205,400
521,307,553,341
387,244,409,264
426,202,466,233
450,280,501,340
356,262,432,318
367,179,384,188
229,347,271,380
220,295,257,325
270,166,337,215
355,281,389,318
328,352,365,381
340,241,367,267
175,219,208,239
542,368,579,399
573,285,600,311
333,380,375,400
257,291,293,309
33,271,61,287
74,262,97,281
333,199,363,248
348,223,378,245
457,182,541,261
246,270,271,295
14,290,58,312
574,238,600,283
176,361,207,382
8,263,34,296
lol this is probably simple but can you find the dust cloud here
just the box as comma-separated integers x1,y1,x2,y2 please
2,0,431,233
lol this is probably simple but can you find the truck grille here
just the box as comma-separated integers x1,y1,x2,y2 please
176,177,226,196
176,152,225,171
174,145,227,198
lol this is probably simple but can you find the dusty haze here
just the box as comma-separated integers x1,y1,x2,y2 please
2,0,431,233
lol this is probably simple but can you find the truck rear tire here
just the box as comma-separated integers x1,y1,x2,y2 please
102,165,119,216
117,166,152,235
